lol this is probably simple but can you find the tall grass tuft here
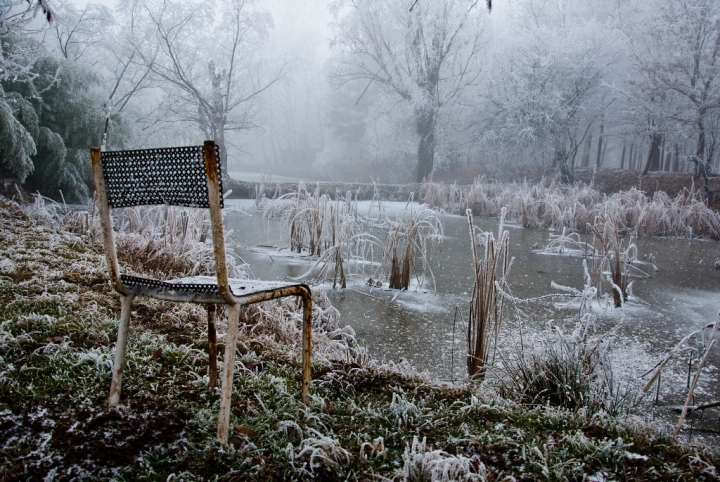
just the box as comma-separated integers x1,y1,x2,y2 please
423,178,720,239
495,317,628,416
494,265,631,417
466,208,510,379
266,183,361,287
383,203,442,290
28,195,248,279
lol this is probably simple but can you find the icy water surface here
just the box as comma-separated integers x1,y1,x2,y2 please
227,199,720,438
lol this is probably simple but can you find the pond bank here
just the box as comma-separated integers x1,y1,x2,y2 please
1,196,718,480
225,167,720,205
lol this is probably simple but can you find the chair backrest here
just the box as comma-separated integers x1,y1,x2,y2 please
100,145,223,209
91,141,233,302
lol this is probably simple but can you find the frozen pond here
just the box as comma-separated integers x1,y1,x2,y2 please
226,199,720,437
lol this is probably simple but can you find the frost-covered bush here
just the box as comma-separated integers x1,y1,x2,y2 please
495,307,629,417
1,44,128,203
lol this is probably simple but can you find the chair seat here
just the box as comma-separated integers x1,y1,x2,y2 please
120,274,301,304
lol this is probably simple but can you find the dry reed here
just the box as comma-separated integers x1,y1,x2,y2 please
636,315,720,408
381,201,442,291
422,178,720,239
466,208,510,379
267,185,367,287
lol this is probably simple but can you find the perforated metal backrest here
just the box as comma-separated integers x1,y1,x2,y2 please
100,145,224,209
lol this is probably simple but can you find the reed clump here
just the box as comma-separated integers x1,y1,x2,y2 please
534,217,648,308
493,260,631,417
466,208,510,379
495,314,629,417
382,203,442,291
588,217,635,307
422,178,720,239
266,183,361,288
267,189,442,290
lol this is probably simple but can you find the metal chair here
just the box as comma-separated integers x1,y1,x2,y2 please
90,141,312,444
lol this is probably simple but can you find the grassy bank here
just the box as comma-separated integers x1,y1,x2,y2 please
1,197,718,480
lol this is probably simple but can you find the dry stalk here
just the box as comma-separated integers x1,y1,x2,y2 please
635,315,720,406
466,208,509,380
673,339,716,438
382,202,442,291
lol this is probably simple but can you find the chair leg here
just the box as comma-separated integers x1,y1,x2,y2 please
108,294,134,408
217,303,241,444
207,305,218,389
301,290,312,405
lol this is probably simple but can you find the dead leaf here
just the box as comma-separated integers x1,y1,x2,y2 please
234,425,258,438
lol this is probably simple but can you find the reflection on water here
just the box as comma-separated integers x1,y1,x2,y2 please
228,199,720,438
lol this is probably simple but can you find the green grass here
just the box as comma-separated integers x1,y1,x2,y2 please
0,196,718,481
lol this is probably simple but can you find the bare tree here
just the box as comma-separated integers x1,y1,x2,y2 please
329,0,489,182
130,0,284,171
0,0,51,37
51,0,113,62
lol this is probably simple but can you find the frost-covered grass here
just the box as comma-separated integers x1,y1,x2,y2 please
1,196,719,480
422,178,720,238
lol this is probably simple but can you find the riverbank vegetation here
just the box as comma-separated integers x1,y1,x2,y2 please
2,194,720,479
421,178,720,239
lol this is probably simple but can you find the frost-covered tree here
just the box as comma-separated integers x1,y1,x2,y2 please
0,0,53,181
0,0,51,38
50,0,113,62
329,0,490,182
483,19,617,181
127,0,283,172
3,52,115,201
630,0,720,182
0,85,36,180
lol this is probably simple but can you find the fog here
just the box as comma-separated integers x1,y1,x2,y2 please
4,0,720,190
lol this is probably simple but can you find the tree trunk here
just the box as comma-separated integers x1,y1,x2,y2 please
581,132,592,167
628,143,634,170
595,124,604,168
642,132,662,175
696,119,706,166
415,108,436,182
664,145,672,171
216,129,228,175
620,144,626,170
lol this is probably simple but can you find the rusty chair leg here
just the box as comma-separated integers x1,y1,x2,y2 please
109,294,135,407
217,303,241,444
300,290,312,405
207,304,218,389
